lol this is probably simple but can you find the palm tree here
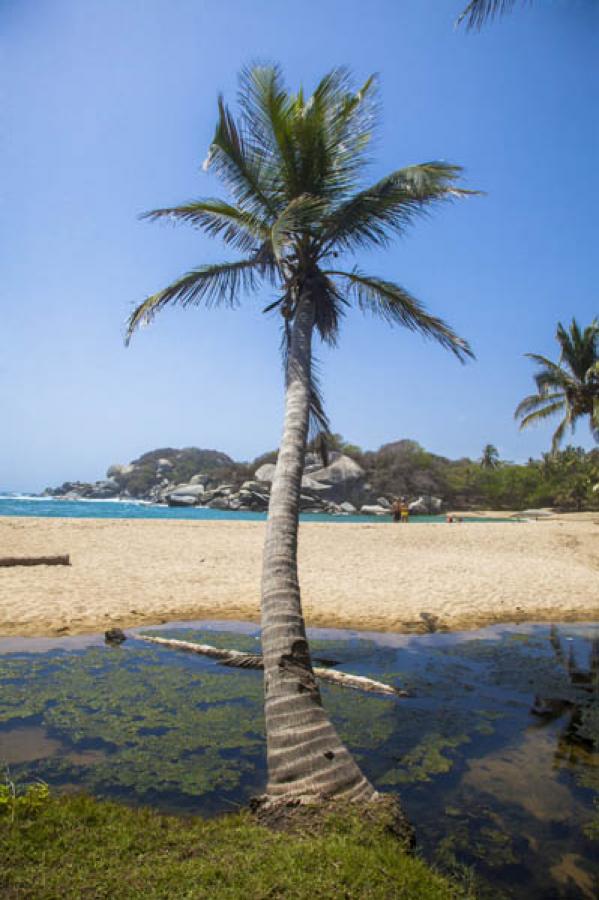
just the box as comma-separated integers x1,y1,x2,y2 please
127,66,475,811
456,0,524,29
515,318,599,453
480,443,500,469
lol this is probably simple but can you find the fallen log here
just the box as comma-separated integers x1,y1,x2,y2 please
0,554,70,568
137,634,407,697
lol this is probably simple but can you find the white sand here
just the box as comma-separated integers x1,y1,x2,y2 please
0,515,597,637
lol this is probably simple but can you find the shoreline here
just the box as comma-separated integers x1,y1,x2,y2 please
0,515,597,639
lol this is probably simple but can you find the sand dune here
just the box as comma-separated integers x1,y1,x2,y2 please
0,516,597,637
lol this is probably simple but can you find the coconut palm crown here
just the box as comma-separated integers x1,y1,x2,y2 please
515,318,599,453
127,66,475,812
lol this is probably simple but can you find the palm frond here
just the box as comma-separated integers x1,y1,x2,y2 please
326,269,473,362
320,162,478,254
270,194,328,260
456,0,521,30
516,400,566,429
126,259,261,343
141,199,270,253
514,392,565,419
204,96,278,216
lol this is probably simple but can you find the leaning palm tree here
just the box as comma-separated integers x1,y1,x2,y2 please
127,66,475,812
515,318,599,453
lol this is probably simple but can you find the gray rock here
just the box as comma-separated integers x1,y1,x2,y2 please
408,495,443,515
376,497,391,509
167,495,197,507
338,501,357,514
190,473,210,485
360,504,389,516
89,479,120,498
241,480,271,493
168,483,206,499
309,454,364,486
254,463,276,483
301,475,331,493
207,497,231,510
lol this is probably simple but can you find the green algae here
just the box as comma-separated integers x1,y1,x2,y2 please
0,645,266,801
381,732,472,785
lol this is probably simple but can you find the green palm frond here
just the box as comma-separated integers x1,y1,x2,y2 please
126,259,262,343
204,96,278,216
141,200,270,253
238,66,376,203
514,392,565,419
320,162,478,253
270,194,328,260
517,401,567,429
326,269,473,361
556,318,599,381
456,0,521,30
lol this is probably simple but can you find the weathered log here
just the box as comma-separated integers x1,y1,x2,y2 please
137,634,407,697
0,554,70,567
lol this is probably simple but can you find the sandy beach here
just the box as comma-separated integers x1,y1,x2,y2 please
0,515,597,638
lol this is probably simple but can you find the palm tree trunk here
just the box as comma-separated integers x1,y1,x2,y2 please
260,289,377,804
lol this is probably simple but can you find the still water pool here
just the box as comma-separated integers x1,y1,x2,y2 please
0,621,597,899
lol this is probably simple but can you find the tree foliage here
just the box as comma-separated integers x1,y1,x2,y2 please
515,318,599,453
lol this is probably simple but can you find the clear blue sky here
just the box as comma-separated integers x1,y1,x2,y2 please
2,0,598,491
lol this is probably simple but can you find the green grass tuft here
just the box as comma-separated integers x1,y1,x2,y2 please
1,790,472,899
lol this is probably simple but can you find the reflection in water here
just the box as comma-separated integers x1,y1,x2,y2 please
0,621,597,899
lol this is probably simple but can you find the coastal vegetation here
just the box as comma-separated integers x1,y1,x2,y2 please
125,66,476,813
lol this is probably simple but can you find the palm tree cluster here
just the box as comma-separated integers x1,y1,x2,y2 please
128,66,475,809
515,319,599,453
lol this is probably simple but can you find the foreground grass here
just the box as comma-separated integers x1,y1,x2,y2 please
1,790,472,899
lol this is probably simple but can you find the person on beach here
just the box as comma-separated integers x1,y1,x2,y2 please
392,497,402,523
400,498,410,523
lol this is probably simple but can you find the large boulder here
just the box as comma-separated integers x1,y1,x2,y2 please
338,501,357,514
300,475,331,494
309,454,364,485
166,483,205,506
307,454,367,505
254,463,277,483
167,494,197,507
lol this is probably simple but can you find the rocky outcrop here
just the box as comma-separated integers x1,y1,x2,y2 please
44,443,446,516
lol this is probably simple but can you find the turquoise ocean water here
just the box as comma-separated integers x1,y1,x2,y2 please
0,495,509,523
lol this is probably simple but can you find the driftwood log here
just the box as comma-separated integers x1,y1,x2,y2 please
0,555,70,568
137,634,407,697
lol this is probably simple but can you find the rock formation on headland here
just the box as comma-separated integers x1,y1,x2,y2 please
43,443,444,516
41,440,599,514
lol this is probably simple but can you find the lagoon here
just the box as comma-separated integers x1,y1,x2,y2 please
1,620,597,898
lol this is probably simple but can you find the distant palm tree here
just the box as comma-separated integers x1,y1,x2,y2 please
127,66,475,812
480,443,500,469
457,0,524,29
515,319,599,453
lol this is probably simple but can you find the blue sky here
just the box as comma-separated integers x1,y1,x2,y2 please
1,0,598,491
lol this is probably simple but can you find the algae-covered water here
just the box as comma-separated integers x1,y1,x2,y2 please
0,621,597,899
